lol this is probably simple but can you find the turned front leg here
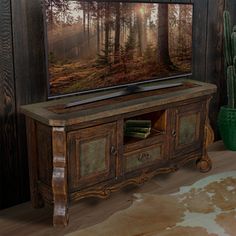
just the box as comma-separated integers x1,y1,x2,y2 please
52,127,69,227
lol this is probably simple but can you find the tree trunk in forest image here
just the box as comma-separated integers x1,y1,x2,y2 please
179,5,184,61
137,14,143,57
49,0,53,31
114,3,121,63
97,3,100,54
101,18,104,50
176,5,181,60
143,14,147,54
157,4,173,66
125,14,136,61
83,3,86,37
104,2,110,63
182,5,188,60
87,3,90,51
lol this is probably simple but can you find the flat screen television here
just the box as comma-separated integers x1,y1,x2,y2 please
44,0,193,98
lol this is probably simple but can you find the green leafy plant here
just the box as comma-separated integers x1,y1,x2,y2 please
224,11,236,108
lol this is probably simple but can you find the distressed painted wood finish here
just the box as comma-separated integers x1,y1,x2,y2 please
171,101,206,158
1,0,227,210
36,122,53,186
196,97,215,173
21,80,216,227
21,80,216,127
52,127,68,227
125,144,163,173
178,113,200,145
67,123,117,191
80,138,107,177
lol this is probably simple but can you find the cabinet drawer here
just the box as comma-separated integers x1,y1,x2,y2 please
124,144,163,172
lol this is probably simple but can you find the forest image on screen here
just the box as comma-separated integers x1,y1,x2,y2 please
45,1,193,96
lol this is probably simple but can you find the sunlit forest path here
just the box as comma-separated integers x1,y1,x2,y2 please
45,1,192,96
50,57,190,95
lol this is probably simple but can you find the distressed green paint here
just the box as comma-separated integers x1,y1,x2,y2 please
179,114,198,145
79,138,107,177
125,146,161,172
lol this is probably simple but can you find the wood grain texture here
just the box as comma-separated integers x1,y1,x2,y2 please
0,141,233,236
192,0,208,82
169,101,206,159
25,117,44,208
70,167,178,202
52,127,68,227
67,123,117,191
11,0,48,207
36,122,53,186
21,80,217,127
0,0,49,210
0,0,228,211
0,0,19,209
22,83,215,227
205,0,225,139
196,97,214,173
225,0,236,23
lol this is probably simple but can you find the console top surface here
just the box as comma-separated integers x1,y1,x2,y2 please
21,79,217,126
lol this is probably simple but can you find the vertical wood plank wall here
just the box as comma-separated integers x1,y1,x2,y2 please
0,0,228,209
0,0,19,209
205,0,225,135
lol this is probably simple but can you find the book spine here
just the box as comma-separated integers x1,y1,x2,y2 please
125,120,151,128
125,131,150,139
125,127,151,133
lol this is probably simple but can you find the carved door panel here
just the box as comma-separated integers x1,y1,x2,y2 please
171,101,206,158
67,122,117,191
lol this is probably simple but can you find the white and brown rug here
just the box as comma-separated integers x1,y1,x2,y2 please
67,171,236,236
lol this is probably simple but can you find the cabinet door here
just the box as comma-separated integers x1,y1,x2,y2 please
171,102,206,158
68,122,117,191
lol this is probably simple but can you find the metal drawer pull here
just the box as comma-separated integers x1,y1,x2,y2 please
138,152,151,162
110,146,117,155
171,130,176,137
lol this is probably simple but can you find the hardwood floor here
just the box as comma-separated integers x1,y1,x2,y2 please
0,141,235,236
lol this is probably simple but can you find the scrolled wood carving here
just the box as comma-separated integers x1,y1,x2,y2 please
205,97,214,147
70,167,177,202
196,97,214,173
52,127,69,227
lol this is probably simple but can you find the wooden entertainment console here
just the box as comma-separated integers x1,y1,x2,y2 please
21,79,216,227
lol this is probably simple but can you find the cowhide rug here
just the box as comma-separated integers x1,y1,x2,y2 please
67,171,236,236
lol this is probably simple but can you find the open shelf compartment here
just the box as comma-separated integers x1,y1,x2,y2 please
124,110,167,148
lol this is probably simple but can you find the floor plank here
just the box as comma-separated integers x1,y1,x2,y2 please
0,141,235,236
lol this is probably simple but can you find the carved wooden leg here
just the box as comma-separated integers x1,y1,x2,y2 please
52,127,69,227
26,117,44,208
196,153,212,173
196,98,214,173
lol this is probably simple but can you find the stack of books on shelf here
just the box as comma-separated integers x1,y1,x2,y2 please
124,120,151,139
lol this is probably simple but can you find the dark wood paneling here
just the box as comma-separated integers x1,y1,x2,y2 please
10,0,48,207
0,0,48,210
205,0,225,137
225,0,236,24
0,0,19,209
192,0,208,82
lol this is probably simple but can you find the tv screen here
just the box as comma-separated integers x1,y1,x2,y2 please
44,1,193,97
